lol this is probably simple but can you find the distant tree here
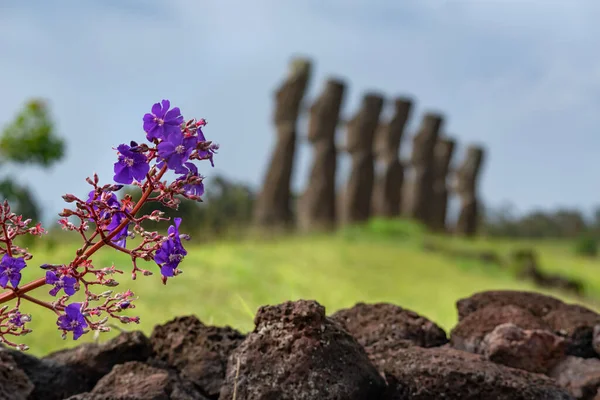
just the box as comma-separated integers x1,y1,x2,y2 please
482,202,592,239
0,99,66,221
124,174,255,237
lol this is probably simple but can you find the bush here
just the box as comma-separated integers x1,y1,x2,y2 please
574,235,598,257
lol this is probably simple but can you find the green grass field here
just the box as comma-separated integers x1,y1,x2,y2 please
7,219,600,357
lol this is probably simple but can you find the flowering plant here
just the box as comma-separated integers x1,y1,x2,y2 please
0,100,218,350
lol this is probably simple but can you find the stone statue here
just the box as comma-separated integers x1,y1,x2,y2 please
429,138,456,232
455,145,486,237
340,93,384,224
404,113,444,225
298,79,346,231
253,58,311,228
371,98,412,218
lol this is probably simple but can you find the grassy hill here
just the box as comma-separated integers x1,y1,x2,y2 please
8,218,600,356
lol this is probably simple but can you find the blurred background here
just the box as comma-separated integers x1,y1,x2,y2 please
2,0,600,355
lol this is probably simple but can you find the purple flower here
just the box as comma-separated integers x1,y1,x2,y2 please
113,144,150,184
57,303,88,340
197,126,206,142
104,207,129,248
177,162,204,198
157,131,197,173
45,271,77,296
143,100,184,141
154,218,188,277
8,311,30,327
0,255,26,289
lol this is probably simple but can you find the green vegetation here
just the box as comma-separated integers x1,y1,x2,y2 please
12,218,600,357
574,234,598,258
0,99,65,221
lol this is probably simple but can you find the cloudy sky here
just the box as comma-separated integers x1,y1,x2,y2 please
1,0,599,223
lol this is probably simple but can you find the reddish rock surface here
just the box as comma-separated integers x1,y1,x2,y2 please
482,322,567,373
450,304,550,353
550,356,600,400
2,292,597,399
218,300,387,400
45,330,153,388
150,315,245,398
330,302,448,353
67,361,209,400
456,290,565,320
380,346,572,399
543,304,600,358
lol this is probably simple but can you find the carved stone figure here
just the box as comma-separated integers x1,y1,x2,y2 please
340,93,384,224
298,79,346,231
455,145,486,237
404,113,444,225
371,98,412,218
429,138,456,232
253,58,311,228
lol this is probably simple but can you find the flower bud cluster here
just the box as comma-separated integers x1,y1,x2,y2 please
0,100,216,349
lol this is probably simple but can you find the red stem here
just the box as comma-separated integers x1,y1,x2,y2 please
0,165,168,305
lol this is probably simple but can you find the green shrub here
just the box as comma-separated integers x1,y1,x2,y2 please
574,235,598,257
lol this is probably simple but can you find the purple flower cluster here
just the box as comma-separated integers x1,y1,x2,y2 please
114,100,216,196
0,99,216,349
154,218,188,277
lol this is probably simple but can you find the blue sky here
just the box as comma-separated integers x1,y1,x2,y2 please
1,1,599,223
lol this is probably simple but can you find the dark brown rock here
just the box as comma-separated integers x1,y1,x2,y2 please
2,346,88,400
254,58,311,229
330,302,447,359
381,346,573,399
456,290,565,320
593,325,600,356
340,93,385,225
65,394,115,400
86,361,208,400
450,305,549,353
298,79,345,232
482,322,567,373
150,315,245,399
403,113,443,224
550,356,600,400
454,145,486,236
372,98,412,218
218,300,387,400
45,330,153,388
0,351,34,400
544,305,600,358
429,137,455,232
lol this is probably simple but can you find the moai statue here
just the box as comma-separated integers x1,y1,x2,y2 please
253,58,312,228
455,145,486,237
371,97,413,218
298,79,346,232
429,138,456,232
340,93,384,224
403,113,444,225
